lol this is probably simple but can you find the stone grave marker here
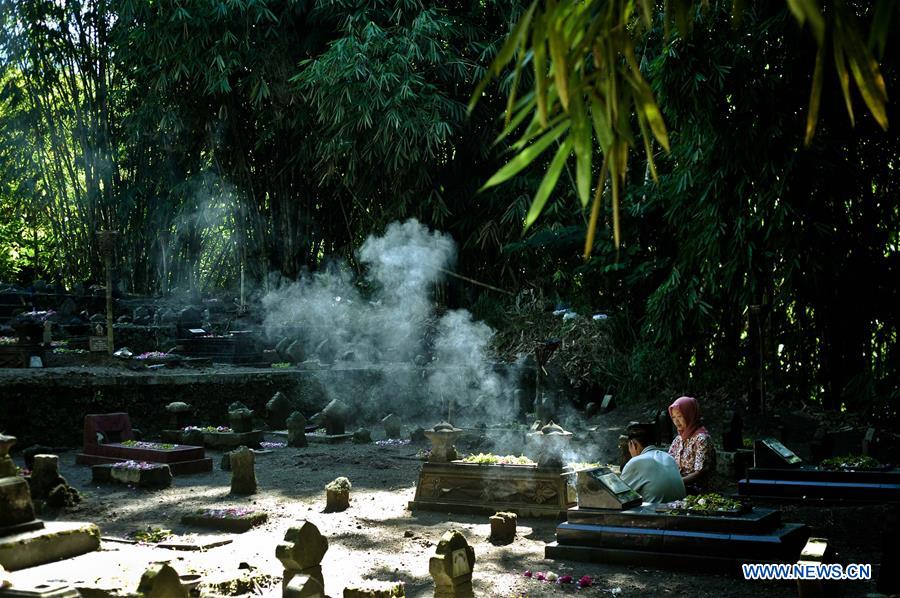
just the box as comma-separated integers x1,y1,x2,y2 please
229,447,257,495
325,477,351,512
600,394,615,413
165,402,192,430
30,454,80,506
137,562,188,598
381,414,402,439
29,454,63,497
276,521,328,591
429,529,475,598
796,537,834,598
284,574,325,598
489,512,516,545
267,391,293,429
0,435,100,571
287,412,308,448
229,407,255,434
315,399,350,436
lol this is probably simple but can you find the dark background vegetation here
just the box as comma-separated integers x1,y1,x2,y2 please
0,1,896,421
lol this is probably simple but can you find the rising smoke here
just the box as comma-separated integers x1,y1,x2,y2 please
261,219,521,426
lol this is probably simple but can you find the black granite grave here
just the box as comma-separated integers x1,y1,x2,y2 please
738,438,900,502
545,468,810,572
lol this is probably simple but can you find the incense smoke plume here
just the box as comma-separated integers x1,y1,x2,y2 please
261,219,522,425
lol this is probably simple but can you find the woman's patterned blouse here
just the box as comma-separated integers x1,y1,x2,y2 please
668,432,714,476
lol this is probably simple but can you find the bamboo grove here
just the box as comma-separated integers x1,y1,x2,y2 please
0,0,896,414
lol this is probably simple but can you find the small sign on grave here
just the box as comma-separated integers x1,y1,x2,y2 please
567,467,642,510
754,438,803,468
451,548,471,576
89,336,109,352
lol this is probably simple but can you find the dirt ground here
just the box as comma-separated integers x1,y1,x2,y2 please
6,416,889,598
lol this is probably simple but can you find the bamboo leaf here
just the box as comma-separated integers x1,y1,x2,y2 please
839,18,889,130
547,18,569,110
524,137,573,230
495,93,537,145
868,0,894,59
786,0,825,45
481,120,570,191
532,15,549,128
623,56,670,151
804,41,824,146
467,1,537,113
583,155,608,260
638,0,653,27
491,1,537,76
505,45,526,127
570,73,591,207
832,30,854,127
636,112,658,181
590,95,615,153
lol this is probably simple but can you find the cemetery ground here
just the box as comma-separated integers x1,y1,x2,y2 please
5,399,888,598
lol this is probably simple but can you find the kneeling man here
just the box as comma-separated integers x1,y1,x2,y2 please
620,424,686,503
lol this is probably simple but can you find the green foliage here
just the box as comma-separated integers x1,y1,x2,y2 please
472,0,893,254
460,453,535,465
820,455,880,470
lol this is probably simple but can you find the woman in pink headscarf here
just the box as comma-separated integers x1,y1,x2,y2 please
668,396,716,492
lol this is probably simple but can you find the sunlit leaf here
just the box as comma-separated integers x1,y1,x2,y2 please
786,0,824,45
583,155,608,260
832,30,854,127
481,120,570,191
804,41,824,146
524,137,573,230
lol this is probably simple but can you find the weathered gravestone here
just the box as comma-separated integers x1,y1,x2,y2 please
30,454,81,506
0,435,100,571
229,447,257,495
137,562,188,598
381,414,402,439
229,408,255,434
165,402,192,430
268,392,294,430
429,530,475,598
489,512,516,545
311,399,351,436
325,477,351,512
287,412,308,448
276,521,328,592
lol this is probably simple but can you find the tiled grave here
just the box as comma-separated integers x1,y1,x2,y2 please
75,413,212,475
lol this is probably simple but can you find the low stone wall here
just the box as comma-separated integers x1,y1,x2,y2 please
0,364,527,448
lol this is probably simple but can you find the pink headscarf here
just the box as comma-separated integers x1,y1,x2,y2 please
669,396,708,440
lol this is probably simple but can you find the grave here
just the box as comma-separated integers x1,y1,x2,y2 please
429,530,475,598
287,412,308,448
409,422,576,518
308,399,352,442
229,446,257,495
91,462,173,489
738,438,900,502
75,413,212,474
181,506,268,533
192,428,264,450
545,467,810,572
0,435,100,571
277,521,328,592
177,330,260,364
